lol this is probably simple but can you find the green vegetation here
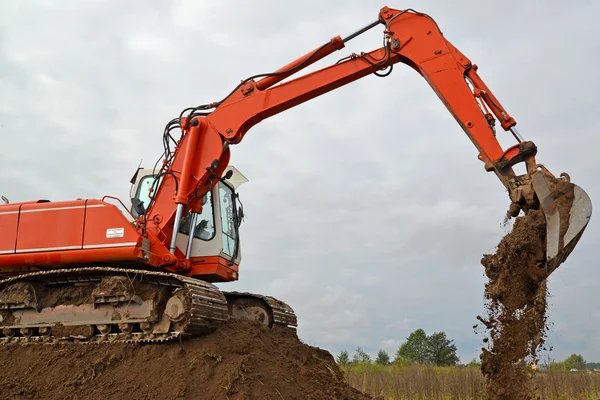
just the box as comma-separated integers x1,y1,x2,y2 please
395,328,429,364
376,350,391,366
336,349,350,366
353,347,371,364
344,364,484,399
547,354,587,371
395,329,459,366
335,333,600,398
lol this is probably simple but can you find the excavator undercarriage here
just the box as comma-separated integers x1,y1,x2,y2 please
0,268,297,344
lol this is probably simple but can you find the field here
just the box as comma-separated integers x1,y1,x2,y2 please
344,364,600,400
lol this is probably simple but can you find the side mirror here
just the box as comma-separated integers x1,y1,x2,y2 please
131,197,147,216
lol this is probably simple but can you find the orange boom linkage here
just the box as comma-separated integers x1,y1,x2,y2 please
0,7,591,344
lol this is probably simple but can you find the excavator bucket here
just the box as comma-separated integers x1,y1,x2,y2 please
531,171,592,275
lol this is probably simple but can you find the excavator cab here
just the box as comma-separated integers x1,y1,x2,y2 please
130,166,248,280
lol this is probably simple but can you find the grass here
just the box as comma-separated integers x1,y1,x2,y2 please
343,364,600,399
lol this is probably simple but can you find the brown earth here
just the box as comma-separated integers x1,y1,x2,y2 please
479,208,548,400
0,319,373,400
478,177,578,399
37,283,95,308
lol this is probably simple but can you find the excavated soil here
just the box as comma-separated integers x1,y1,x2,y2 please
479,209,548,399
0,319,372,400
479,178,576,400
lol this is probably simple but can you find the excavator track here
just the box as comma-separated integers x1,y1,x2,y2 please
223,291,297,328
0,267,229,345
0,267,297,345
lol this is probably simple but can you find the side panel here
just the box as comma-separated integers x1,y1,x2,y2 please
16,201,86,253
83,199,140,250
0,247,142,272
0,199,145,275
0,205,20,254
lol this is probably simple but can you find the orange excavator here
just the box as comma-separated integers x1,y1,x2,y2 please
0,7,592,343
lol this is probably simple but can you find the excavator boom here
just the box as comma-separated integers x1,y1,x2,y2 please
150,7,591,275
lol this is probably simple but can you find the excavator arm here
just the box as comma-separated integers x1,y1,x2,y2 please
146,7,591,275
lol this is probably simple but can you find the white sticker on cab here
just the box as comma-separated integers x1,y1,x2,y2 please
106,228,125,238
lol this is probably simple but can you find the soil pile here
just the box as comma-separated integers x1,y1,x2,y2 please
0,320,372,400
479,208,548,399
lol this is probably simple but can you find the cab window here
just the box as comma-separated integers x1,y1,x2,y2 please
178,192,216,241
132,175,161,218
219,182,237,257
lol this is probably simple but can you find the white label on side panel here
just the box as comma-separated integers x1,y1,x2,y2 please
106,228,125,238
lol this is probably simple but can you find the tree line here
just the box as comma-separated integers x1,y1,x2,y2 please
547,354,600,371
335,330,600,370
336,328,460,367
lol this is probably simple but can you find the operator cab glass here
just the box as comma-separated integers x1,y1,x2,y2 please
218,182,237,257
178,182,238,257
178,192,216,241
132,175,161,218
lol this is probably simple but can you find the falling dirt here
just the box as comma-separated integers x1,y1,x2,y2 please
0,319,373,400
479,208,548,400
478,177,580,399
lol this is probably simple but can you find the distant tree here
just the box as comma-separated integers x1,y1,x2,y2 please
336,350,350,366
395,329,460,366
467,358,481,368
426,332,460,366
564,354,586,370
396,329,429,364
375,349,391,365
548,354,588,371
586,362,600,370
353,347,371,364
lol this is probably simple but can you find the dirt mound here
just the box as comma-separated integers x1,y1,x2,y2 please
0,320,372,400
479,209,548,399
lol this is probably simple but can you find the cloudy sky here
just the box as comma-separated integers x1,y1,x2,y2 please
1,0,599,363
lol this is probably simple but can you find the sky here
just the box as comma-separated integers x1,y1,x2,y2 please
1,0,599,363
